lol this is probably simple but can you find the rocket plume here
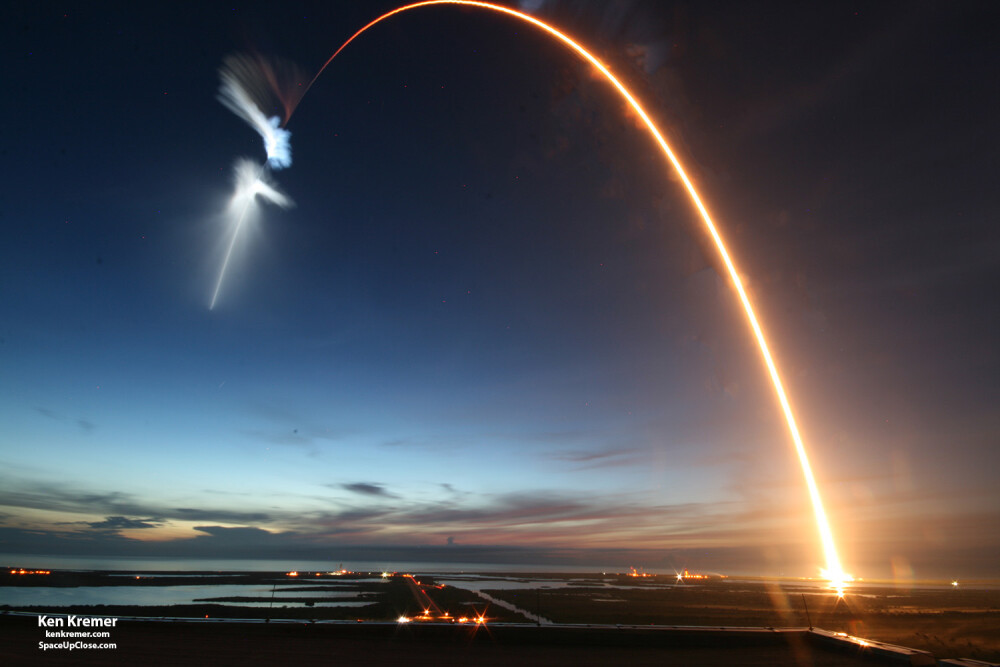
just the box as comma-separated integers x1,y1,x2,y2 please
209,159,293,310
229,158,292,210
211,55,304,309
218,60,293,170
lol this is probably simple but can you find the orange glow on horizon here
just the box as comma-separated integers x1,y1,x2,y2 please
627,567,652,578
676,569,719,581
9,568,51,575
300,0,850,585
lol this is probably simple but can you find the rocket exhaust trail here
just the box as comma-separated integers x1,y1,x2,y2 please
295,1,849,586
210,207,246,311
210,159,292,310
218,56,297,170
209,180,255,311
211,54,299,309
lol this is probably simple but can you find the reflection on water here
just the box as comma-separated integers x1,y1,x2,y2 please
4,556,996,613
208,601,372,607
0,584,378,608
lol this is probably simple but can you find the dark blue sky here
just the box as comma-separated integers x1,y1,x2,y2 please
1,1,997,579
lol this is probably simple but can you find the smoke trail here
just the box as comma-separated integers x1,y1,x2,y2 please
210,159,293,310
230,158,293,210
211,54,304,308
218,78,291,169
217,54,304,169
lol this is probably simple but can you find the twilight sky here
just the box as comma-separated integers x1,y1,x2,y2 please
1,1,996,579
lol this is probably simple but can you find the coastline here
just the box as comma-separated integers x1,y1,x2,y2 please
3,568,999,663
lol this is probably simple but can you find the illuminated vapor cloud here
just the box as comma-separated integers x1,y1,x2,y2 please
230,158,293,210
211,53,304,309
217,54,306,169
218,79,291,168
209,159,293,309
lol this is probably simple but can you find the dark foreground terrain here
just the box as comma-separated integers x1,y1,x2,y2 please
485,575,1000,662
0,614,952,666
3,569,998,664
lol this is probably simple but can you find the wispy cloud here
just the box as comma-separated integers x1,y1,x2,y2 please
546,446,642,469
86,516,161,531
337,483,397,498
237,400,351,454
3,474,998,578
173,508,272,523
0,480,274,527
32,406,96,433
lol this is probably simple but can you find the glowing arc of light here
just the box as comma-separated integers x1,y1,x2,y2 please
300,0,849,585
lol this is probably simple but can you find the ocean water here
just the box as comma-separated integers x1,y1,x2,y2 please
4,554,996,610
0,554,621,574
0,583,377,608
0,555,627,608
